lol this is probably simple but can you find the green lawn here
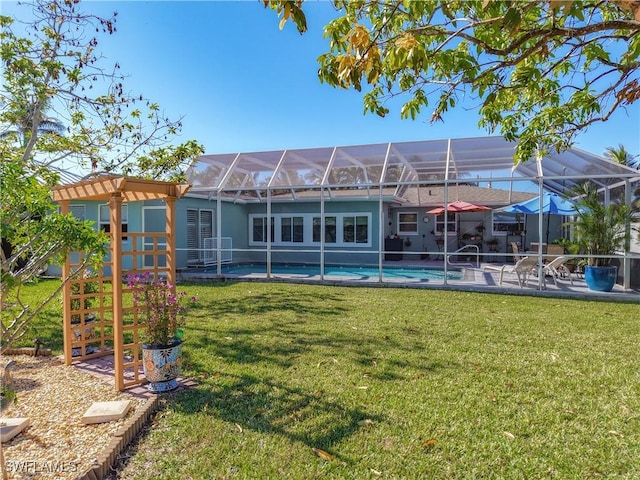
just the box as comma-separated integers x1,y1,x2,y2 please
9,280,640,479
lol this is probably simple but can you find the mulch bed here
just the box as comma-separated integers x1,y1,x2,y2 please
1,355,147,480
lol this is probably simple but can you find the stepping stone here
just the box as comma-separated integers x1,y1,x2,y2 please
81,400,131,425
0,417,30,442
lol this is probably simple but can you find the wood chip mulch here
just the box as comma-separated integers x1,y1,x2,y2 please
1,355,146,480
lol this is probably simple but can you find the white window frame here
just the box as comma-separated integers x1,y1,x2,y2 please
341,214,369,244
250,216,275,244
99,204,128,242
397,211,418,235
249,213,371,247
280,215,305,244
312,215,337,244
435,213,457,235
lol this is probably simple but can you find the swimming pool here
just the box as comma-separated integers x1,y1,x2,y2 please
215,264,465,282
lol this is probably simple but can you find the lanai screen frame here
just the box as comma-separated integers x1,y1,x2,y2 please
187,136,640,290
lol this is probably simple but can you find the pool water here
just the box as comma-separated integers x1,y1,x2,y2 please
218,264,464,281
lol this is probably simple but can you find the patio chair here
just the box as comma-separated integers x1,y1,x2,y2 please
543,255,574,286
511,242,522,263
546,244,565,262
483,256,540,288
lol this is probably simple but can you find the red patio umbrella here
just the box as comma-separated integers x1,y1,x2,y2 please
425,200,491,215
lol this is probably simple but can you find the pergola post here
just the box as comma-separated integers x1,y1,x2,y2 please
60,200,73,366
110,193,124,391
165,196,176,288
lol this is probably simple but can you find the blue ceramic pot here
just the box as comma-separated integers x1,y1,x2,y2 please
142,339,182,393
584,265,617,292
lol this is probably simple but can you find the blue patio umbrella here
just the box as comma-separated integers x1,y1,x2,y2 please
499,192,578,216
498,192,580,244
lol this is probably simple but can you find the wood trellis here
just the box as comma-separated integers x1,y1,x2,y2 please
52,176,190,391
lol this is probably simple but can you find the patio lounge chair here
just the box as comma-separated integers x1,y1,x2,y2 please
483,256,540,288
545,244,565,262
543,255,574,286
511,242,522,263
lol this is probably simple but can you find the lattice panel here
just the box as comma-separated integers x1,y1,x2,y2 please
119,232,171,389
63,232,172,390
64,254,114,361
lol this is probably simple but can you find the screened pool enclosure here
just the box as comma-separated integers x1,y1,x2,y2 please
184,136,640,290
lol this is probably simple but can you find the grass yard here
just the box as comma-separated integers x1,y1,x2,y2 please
7,280,640,479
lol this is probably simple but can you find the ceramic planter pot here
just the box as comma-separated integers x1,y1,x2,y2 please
584,265,617,292
71,314,96,357
142,339,183,393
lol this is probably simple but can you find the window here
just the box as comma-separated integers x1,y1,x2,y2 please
312,216,338,243
68,205,86,220
397,212,418,235
251,216,275,243
312,216,337,243
343,215,369,243
251,213,370,246
187,209,213,263
324,216,337,243
492,212,522,235
99,204,128,240
312,217,322,243
435,213,456,235
281,216,304,243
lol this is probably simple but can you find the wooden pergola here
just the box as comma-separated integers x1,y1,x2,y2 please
52,175,190,391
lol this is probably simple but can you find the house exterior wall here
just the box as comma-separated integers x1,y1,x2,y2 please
167,197,385,268
51,193,623,277
237,200,383,266
50,197,385,273
387,205,568,262
48,199,171,276
48,196,568,276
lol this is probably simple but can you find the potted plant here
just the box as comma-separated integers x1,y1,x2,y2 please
552,238,582,272
127,272,196,392
569,182,634,292
485,237,500,252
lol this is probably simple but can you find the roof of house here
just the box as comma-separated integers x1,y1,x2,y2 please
402,184,537,207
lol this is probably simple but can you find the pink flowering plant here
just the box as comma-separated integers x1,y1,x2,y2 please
126,272,196,347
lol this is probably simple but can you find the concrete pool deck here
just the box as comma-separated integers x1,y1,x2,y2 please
179,260,639,303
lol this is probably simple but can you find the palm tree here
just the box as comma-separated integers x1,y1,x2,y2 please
604,144,639,169
0,104,65,147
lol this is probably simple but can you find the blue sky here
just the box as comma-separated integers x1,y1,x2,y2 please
4,1,640,160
